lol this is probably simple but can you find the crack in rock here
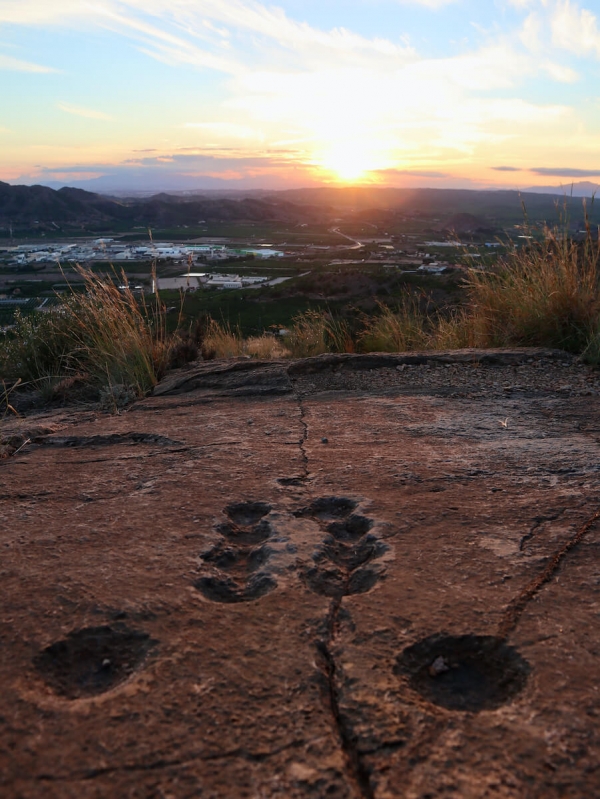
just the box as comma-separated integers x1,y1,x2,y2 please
499,506,600,639
297,497,388,797
295,394,310,481
519,507,567,551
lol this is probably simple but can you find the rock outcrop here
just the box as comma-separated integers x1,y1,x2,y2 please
1,349,599,797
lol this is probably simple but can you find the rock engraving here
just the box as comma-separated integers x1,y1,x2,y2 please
34,625,155,699
295,497,388,598
195,501,278,603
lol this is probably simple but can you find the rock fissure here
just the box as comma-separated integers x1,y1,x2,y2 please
316,633,375,799
519,507,568,551
295,393,310,480
301,499,387,798
498,506,600,639
11,448,192,466
39,433,182,448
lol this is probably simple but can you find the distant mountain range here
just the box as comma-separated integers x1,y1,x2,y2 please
269,186,600,227
1,181,598,235
0,181,329,233
524,181,600,198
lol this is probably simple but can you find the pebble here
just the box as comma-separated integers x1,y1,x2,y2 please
429,656,450,677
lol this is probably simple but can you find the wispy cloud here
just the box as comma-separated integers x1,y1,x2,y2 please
4,0,418,69
376,168,450,178
507,0,540,8
92,5,241,74
57,102,112,120
532,167,600,177
0,1,87,25
551,0,600,58
18,151,315,190
184,122,263,140
492,166,522,171
155,0,411,60
395,0,459,6
0,53,57,72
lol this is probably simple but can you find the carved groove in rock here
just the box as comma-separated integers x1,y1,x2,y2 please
395,633,530,712
297,498,387,599
195,501,278,603
33,625,155,699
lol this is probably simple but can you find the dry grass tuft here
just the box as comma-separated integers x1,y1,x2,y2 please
202,318,290,359
359,296,430,353
244,335,290,359
1,265,172,400
284,310,354,357
463,222,600,353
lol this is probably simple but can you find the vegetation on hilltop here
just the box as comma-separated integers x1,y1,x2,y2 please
1,222,600,412
0,266,175,406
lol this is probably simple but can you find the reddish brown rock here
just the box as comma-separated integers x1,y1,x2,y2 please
1,350,599,797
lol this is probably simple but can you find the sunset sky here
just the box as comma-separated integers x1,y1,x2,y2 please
2,0,600,192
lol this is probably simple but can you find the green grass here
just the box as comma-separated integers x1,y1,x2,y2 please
173,290,338,336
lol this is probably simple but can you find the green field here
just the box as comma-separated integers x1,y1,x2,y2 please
156,265,466,336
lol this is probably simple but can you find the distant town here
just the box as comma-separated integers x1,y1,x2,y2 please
1,181,593,332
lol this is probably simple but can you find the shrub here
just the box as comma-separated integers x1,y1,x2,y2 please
463,223,600,353
284,310,354,357
1,265,171,399
359,296,430,353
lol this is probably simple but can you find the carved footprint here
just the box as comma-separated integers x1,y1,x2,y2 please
195,502,277,603
294,497,388,598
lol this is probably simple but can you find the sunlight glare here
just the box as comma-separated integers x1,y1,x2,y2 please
316,140,388,184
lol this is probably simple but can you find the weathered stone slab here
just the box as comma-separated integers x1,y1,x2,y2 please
286,347,572,375
1,353,599,798
153,357,292,397
153,348,572,397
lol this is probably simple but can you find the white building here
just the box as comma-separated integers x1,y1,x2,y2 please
241,276,268,285
219,281,243,289
238,248,284,259
155,276,201,292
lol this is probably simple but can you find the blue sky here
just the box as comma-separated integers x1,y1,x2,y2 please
2,0,600,192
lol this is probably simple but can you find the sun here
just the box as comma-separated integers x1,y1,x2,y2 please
317,141,385,184
325,157,369,183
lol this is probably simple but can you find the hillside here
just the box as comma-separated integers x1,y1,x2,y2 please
0,182,330,234
271,186,600,227
2,181,599,236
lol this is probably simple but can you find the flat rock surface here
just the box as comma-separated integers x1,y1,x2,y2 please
1,350,600,798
